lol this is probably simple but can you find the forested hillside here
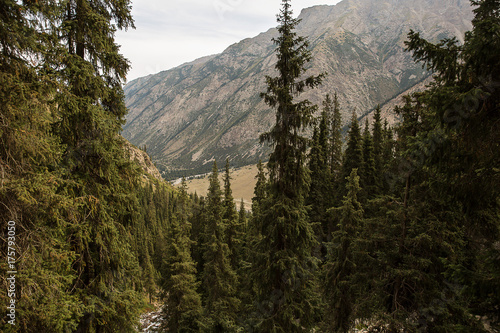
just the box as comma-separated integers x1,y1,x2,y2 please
1,0,499,332
0,1,176,331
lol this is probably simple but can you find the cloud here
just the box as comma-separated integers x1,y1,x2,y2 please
116,0,341,81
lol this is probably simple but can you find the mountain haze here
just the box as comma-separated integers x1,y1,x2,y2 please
123,0,473,178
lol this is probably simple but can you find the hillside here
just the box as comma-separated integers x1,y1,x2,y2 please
123,138,163,181
123,0,473,178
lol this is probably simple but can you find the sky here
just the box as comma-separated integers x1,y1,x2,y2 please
115,0,342,81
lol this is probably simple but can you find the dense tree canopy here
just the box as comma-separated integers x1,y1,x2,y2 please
1,0,499,332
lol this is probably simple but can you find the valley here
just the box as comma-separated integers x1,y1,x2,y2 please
122,0,474,179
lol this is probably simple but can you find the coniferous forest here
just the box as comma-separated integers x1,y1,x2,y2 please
1,0,499,332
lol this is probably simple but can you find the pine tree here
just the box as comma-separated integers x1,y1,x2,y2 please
202,161,240,332
324,169,364,333
238,198,248,235
223,159,243,270
52,1,143,331
327,93,343,178
361,118,377,198
248,160,268,259
307,108,332,245
341,111,363,196
252,0,324,330
161,178,203,332
191,192,207,286
381,120,395,191
237,198,248,272
372,105,384,188
242,160,267,323
0,2,83,331
403,1,500,326
251,160,268,223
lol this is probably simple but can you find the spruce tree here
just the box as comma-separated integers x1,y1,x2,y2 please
223,159,243,270
341,111,363,196
252,0,324,330
307,108,332,245
361,118,377,198
381,120,395,190
327,93,344,178
202,161,240,332
0,2,83,331
238,198,248,235
242,160,267,322
53,0,143,330
161,178,203,332
251,160,268,223
248,160,268,257
372,105,384,191
324,169,364,333
403,1,500,326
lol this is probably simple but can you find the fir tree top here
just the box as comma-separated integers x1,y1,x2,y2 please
260,0,324,199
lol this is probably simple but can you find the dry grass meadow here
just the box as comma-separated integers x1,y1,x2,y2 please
176,164,265,211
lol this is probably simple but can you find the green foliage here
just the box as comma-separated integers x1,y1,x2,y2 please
52,1,144,330
251,1,323,330
323,169,364,333
2,0,499,331
260,0,324,199
161,178,203,332
363,3,500,327
361,119,377,199
327,93,344,178
341,111,363,196
307,105,333,245
0,1,167,331
0,2,82,331
251,160,268,222
372,105,384,190
223,159,244,271
202,162,240,332
238,199,247,233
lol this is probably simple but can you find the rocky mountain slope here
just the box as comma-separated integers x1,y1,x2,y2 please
122,138,163,181
123,0,473,178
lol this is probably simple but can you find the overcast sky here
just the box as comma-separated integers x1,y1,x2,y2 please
115,0,342,81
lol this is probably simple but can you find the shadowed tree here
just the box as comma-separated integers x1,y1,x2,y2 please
323,169,364,333
251,0,325,330
161,178,203,332
202,161,240,332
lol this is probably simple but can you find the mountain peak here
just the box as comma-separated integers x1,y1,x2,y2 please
123,0,473,179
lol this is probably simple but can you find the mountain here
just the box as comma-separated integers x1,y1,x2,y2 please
122,0,473,179
123,138,163,181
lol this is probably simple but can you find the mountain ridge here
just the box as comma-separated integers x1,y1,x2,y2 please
123,0,473,178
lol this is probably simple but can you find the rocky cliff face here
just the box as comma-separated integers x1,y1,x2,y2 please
123,0,473,178
122,139,163,181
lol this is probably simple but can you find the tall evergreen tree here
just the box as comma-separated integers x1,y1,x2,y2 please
248,160,268,260
327,93,344,178
0,2,83,331
372,105,384,190
223,159,243,270
251,160,268,223
202,161,240,332
238,198,247,235
161,178,203,332
252,0,324,330
323,169,364,333
242,160,267,322
361,118,377,198
341,111,363,195
307,108,332,245
52,1,143,331
403,0,500,326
